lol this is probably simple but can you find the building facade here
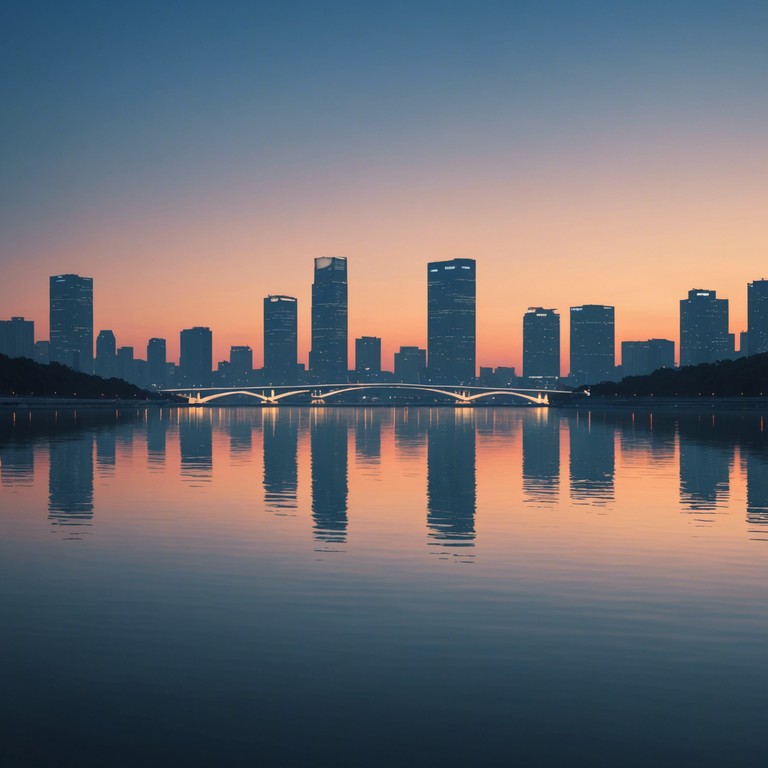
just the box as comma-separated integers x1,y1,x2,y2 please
394,346,427,383
147,338,167,389
95,330,117,378
621,339,675,377
355,336,381,379
310,258,348,381
570,305,615,386
264,295,298,383
50,274,93,372
427,258,476,383
180,327,213,387
523,307,560,384
747,279,768,356
679,289,730,366
0,317,34,359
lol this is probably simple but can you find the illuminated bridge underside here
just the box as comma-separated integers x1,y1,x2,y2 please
170,384,572,406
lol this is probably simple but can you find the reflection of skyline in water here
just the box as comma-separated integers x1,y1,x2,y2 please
2,406,768,544
427,410,476,557
522,411,560,506
49,435,93,535
264,410,299,515
311,410,348,549
179,412,213,484
569,412,615,505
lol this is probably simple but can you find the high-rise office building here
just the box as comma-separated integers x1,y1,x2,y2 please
116,346,134,383
747,279,768,356
0,317,34,359
229,345,253,385
50,274,93,372
621,339,675,377
680,289,730,367
355,336,381,378
147,338,167,389
310,258,348,381
264,295,298,383
427,258,476,383
523,308,560,382
394,346,427,383
95,330,117,378
180,327,213,387
570,305,615,385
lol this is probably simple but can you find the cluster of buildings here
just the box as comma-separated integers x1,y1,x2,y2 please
2,262,768,389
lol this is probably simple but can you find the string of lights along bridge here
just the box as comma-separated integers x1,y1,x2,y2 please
1,262,767,396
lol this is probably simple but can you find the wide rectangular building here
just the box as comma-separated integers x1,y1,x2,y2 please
570,305,615,386
427,259,476,384
621,339,675,377
680,289,730,366
0,317,34,360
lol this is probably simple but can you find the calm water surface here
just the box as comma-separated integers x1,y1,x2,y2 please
1,406,767,767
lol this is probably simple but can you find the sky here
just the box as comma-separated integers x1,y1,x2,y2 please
1,0,767,371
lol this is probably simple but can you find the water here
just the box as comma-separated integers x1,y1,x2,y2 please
1,406,767,767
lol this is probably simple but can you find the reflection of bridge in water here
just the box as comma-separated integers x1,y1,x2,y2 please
166,383,572,407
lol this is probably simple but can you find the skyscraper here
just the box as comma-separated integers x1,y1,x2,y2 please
427,258,476,383
679,289,730,367
310,258,348,381
147,338,167,389
180,327,213,387
355,336,381,378
523,308,560,382
570,305,615,385
50,274,93,372
95,330,116,378
394,346,427,383
264,295,298,383
747,278,768,356
0,317,34,359
116,346,135,383
229,345,253,386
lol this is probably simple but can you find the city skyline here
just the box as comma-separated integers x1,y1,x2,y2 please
2,3,767,372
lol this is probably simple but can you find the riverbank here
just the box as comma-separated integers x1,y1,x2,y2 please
0,397,182,409
559,396,768,411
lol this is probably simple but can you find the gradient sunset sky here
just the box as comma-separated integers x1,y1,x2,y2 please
2,0,767,370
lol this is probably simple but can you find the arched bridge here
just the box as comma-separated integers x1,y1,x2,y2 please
164,383,573,407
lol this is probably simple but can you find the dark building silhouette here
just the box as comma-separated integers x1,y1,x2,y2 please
680,289,730,367
522,411,560,505
747,278,768,356
34,340,50,364
394,345,426,383
427,258,476,383
0,317,34,359
570,304,615,386
229,346,253,385
263,411,299,513
116,346,134,383
355,336,381,378
49,435,94,532
147,338,167,389
621,339,675,377
95,330,116,378
523,307,560,384
264,295,298,383
50,274,93,372
427,410,476,553
310,410,348,545
310,258,348,381
569,413,615,503
180,326,213,387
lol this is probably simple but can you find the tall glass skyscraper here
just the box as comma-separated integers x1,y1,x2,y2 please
747,279,768,356
310,258,348,381
147,338,167,389
50,274,93,372
569,305,615,385
180,327,212,387
264,295,298,383
427,258,476,383
523,308,560,382
679,289,730,366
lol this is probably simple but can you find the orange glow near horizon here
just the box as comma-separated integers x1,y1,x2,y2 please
3,132,767,373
